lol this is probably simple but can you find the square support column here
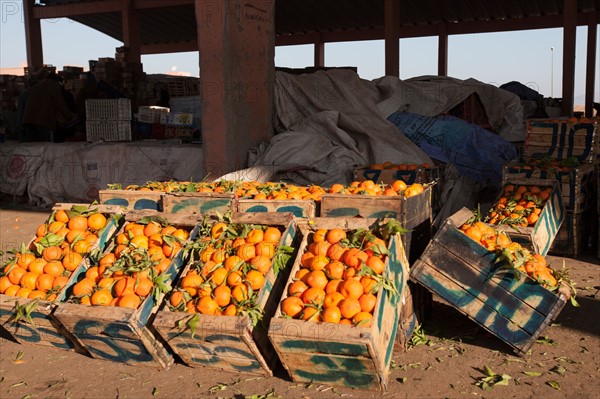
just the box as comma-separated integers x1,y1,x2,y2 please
384,0,400,77
438,23,448,76
23,0,43,69
122,3,142,63
561,0,577,116
196,0,275,178
584,12,597,118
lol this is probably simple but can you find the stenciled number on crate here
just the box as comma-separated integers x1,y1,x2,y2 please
0,308,73,350
167,331,263,373
417,272,546,346
72,319,154,363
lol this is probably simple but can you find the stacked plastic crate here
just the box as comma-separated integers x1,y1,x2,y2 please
85,98,132,142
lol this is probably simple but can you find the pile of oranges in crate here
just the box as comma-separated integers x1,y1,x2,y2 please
279,222,400,327
167,217,294,324
485,183,553,227
67,218,191,309
0,206,115,301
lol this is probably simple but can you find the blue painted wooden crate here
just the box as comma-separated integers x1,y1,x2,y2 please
236,198,317,218
491,178,565,256
502,162,595,213
320,186,432,265
151,213,299,376
52,212,199,369
268,218,410,391
0,203,123,352
162,192,235,215
99,189,164,211
524,119,597,164
410,207,568,356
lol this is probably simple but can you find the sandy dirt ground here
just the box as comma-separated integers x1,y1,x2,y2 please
0,205,598,399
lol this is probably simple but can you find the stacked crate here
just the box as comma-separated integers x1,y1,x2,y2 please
515,118,599,256
85,98,132,142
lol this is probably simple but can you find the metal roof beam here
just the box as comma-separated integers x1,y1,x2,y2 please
32,1,122,19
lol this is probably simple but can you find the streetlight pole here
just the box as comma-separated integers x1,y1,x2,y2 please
550,47,554,98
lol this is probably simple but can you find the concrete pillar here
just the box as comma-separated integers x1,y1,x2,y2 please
196,0,275,178
23,0,43,70
561,0,577,116
315,35,325,67
384,0,400,77
584,12,597,118
438,23,448,76
122,2,142,63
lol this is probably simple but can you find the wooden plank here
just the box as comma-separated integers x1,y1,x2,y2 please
162,192,235,215
268,219,408,390
236,199,316,218
99,189,164,211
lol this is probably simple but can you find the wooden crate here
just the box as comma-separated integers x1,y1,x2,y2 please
410,208,568,356
99,189,164,211
151,213,299,375
491,178,565,256
548,210,592,257
52,212,198,368
268,218,409,391
236,199,317,218
353,165,440,186
524,120,598,163
0,204,122,351
502,162,595,213
161,192,235,215
320,187,432,265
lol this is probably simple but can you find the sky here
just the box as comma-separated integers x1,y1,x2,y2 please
0,1,598,103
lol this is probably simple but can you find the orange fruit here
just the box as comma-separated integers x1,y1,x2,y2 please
28,290,46,299
18,272,39,290
117,294,141,309
181,274,203,296
281,296,304,318
4,284,20,297
114,276,136,297
42,246,63,262
365,256,385,275
28,258,47,274
66,229,86,244
322,306,342,324
236,244,256,261
312,229,327,243
288,280,308,297
72,277,96,297
16,287,32,298
213,285,232,307
326,243,347,262
353,311,373,327
245,270,265,290
323,291,345,308
339,279,364,299
36,223,48,237
304,270,328,290
343,248,368,269
52,275,69,291
224,255,244,271
223,304,237,316
324,261,345,280
35,273,55,292
325,279,343,294
97,277,115,290
129,235,149,250
17,253,36,269
263,227,281,243
143,222,162,237
300,252,315,268
339,298,361,319
68,216,88,231
255,242,276,259
301,287,325,305
308,241,331,257
85,266,101,282
0,276,13,294
72,240,91,255
391,180,407,192
358,293,377,313
231,284,249,302
209,267,228,286
44,261,65,278
246,229,264,244
91,289,113,306
54,209,69,223
48,221,65,234
135,278,154,297
326,228,346,244
226,271,244,287
210,222,227,240
148,233,164,248
87,213,107,231
309,255,330,271
169,291,185,308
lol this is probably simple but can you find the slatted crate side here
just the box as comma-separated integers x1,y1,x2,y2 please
548,210,591,257
502,163,595,213
0,295,87,353
151,214,299,375
493,178,565,256
319,187,432,265
235,199,317,218
99,189,164,211
52,216,198,368
524,120,598,163
268,220,409,390
410,208,567,356
161,192,235,215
